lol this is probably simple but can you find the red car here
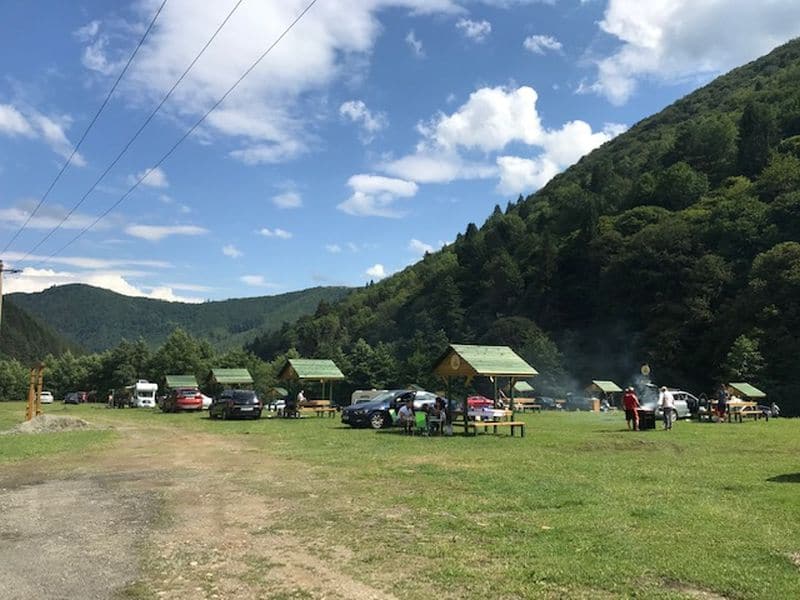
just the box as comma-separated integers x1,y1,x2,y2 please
160,388,204,412
467,395,495,409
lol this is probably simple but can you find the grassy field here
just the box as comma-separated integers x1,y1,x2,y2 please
0,402,115,463
1,402,799,599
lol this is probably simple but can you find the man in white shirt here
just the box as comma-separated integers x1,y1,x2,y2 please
658,386,675,430
397,398,415,435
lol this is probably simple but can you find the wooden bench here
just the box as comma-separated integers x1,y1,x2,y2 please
515,400,541,413
736,405,765,422
299,400,338,418
465,420,526,437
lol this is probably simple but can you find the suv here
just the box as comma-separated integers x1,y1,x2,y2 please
341,389,439,429
160,388,204,412
209,389,262,420
639,387,694,420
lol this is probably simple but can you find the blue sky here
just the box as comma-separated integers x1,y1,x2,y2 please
2,0,800,301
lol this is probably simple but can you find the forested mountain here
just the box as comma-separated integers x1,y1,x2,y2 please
9,284,350,352
0,299,81,363
249,38,800,412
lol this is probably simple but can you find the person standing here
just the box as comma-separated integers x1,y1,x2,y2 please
716,385,728,423
622,387,640,430
659,386,675,430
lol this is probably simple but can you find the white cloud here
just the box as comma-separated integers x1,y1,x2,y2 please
523,34,562,54
240,274,279,288
383,85,626,194
5,267,202,303
132,166,169,188
272,191,303,209
593,0,800,104
456,18,492,42
0,202,104,231
339,100,387,142
338,174,418,218
222,244,242,258
125,224,208,241
3,251,170,271
408,238,434,255
0,104,34,136
0,104,86,165
74,20,101,42
365,263,387,280
496,122,626,194
258,227,293,239
325,244,342,253
405,30,425,57
76,2,478,167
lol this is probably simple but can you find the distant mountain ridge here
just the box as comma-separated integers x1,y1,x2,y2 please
9,284,350,352
0,299,81,363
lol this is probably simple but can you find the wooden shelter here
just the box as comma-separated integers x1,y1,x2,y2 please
433,344,538,434
210,368,254,388
513,381,535,396
727,382,766,400
165,375,198,389
278,359,345,405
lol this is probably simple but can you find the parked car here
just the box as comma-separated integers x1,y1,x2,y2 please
467,395,494,409
341,389,440,429
160,388,204,412
64,392,81,404
209,389,262,420
267,398,286,413
40,391,54,404
639,387,694,421
351,389,388,405
200,393,213,410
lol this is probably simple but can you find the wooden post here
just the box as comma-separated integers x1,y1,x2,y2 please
510,377,516,418
25,367,36,421
35,363,44,416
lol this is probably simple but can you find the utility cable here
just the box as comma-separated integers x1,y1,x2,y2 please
16,0,246,264
32,0,319,269
1,0,169,254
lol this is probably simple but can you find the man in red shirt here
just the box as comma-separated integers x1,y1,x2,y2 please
622,387,640,431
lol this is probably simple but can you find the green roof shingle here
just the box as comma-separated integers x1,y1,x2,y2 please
590,380,623,393
728,382,766,398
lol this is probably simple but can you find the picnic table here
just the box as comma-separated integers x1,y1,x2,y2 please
710,400,763,422
298,399,337,417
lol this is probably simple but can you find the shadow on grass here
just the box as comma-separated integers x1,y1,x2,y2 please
766,473,800,483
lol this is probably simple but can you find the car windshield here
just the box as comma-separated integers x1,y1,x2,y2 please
369,390,405,404
233,390,256,402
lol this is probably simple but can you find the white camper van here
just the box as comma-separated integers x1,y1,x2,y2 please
128,380,158,408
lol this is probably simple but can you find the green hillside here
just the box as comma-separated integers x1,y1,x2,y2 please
249,38,800,411
9,284,350,352
0,299,81,364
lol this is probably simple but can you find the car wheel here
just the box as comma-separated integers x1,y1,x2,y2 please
672,409,679,423
369,411,387,430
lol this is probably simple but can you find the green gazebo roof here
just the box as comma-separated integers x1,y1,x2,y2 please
589,380,623,393
434,344,538,378
278,359,345,381
165,375,198,388
211,368,254,385
513,381,534,393
728,382,766,399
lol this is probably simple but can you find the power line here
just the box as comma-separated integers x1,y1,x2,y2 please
31,0,320,270
15,0,246,265
0,0,169,255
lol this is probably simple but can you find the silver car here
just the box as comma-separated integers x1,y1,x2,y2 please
640,388,695,420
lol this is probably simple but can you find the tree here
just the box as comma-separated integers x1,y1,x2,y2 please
721,335,765,381
672,115,737,181
756,153,800,201
0,358,30,401
654,162,709,210
737,101,777,177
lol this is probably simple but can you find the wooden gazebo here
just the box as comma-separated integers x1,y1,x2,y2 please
586,380,623,410
277,359,345,405
210,368,254,388
433,344,538,434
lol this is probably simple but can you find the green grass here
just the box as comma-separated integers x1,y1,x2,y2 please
4,402,799,598
0,402,115,463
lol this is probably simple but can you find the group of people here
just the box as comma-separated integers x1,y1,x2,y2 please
396,397,450,436
621,385,676,431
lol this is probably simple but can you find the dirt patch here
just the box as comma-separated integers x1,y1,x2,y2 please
3,414,93,434
790,552,800,569
0,478,156,600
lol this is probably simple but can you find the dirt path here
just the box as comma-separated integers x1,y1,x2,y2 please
0,424,396,600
